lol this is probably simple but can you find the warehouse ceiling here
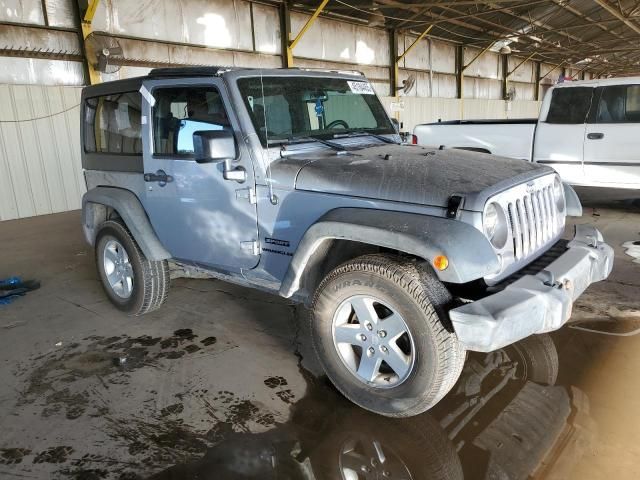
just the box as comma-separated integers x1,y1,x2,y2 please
294,0,640,76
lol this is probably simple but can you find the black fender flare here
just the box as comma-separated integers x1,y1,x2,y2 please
279,208,499,298
82,187,171,261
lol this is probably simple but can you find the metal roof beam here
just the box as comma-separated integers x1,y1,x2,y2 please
436,4,594,58
592,0,640,35
484,2,599,49
440,3,639,72
549,0,627,42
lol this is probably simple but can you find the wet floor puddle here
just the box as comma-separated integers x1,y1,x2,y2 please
3,324,634,479
148,332,599,480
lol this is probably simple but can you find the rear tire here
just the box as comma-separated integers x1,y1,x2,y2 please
311,254,466,417
95,220,170,316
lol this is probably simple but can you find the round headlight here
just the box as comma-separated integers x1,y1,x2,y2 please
484,203,499,239
483,202,508,249
553,176,565,211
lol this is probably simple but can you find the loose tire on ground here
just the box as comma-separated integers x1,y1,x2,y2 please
311,254,466,417
95,220,170,316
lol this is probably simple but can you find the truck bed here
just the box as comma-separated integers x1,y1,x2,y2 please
423,118,537,125
413,119,538,161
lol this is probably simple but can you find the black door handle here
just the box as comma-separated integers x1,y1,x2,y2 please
144,170,173,186
587,132,604,140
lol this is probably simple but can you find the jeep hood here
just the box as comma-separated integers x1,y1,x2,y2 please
271,144,553,211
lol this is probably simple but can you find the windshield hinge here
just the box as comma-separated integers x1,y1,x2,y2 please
236,188,257,204
241,240,261,256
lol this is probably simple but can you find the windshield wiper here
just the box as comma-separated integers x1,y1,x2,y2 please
333,131,399,144
267,135,347,151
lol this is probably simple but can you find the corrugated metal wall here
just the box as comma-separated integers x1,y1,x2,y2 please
0,84,84,221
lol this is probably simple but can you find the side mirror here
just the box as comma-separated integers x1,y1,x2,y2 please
193,130,237,164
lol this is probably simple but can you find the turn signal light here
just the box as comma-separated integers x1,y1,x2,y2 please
433,255,449,271
411,134,418,145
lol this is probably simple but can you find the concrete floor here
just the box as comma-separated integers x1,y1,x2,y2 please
0,195,639,479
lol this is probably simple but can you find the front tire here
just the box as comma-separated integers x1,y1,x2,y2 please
95,220,170,316
311,254,466,417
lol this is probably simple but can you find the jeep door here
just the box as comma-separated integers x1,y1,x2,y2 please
139,77,260,272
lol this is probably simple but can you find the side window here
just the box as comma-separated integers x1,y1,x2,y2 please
546,87,593,124
84,92,142,154
596,85,640,123
152,86,230,156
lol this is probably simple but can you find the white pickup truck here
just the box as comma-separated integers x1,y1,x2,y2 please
413,77,640,189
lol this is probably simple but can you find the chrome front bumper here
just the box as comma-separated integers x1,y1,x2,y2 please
450,225,614,352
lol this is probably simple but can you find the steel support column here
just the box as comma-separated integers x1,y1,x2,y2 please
280,2,292,67
389,29,398,94
393,25,433,97
80,0,101,85
500,54,508,100
286,0,329,67
534,61,541,101
455,45,463,99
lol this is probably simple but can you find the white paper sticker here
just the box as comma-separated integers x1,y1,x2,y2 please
141,115,147,125
139,85,155,107
347,81,375,95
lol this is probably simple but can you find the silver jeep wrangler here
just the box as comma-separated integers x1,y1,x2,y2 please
80,66,613,417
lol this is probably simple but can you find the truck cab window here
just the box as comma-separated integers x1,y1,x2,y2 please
596,85,640,123
546,87,593,124
153,87,230,156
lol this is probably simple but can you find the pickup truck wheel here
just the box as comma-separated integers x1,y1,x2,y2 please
311,254,466,417
95,220,170,316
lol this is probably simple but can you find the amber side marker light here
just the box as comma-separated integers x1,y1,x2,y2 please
433,255,449,271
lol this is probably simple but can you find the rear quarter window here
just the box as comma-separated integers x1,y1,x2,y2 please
84,91,143,154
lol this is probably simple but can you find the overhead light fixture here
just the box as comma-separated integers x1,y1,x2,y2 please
491,39,513,55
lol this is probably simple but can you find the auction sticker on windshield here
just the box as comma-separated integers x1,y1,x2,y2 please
347,81,375,95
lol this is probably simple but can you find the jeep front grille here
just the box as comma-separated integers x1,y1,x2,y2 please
506,183,561,261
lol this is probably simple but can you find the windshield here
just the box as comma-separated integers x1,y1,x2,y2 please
237,76,395,146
